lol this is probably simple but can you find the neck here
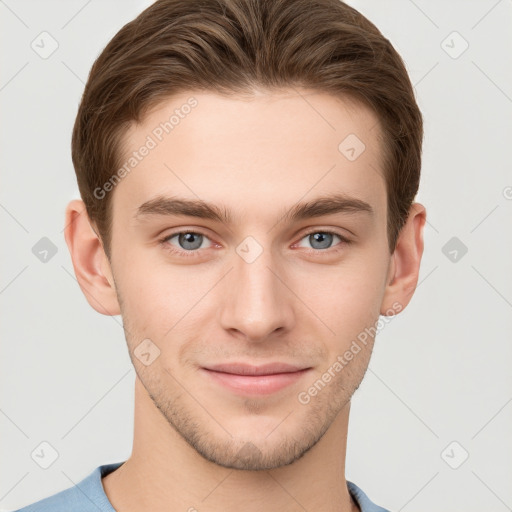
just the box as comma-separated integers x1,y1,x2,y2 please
102,377,359,512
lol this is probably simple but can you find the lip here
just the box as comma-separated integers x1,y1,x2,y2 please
204,362,309,375
201,362,312,395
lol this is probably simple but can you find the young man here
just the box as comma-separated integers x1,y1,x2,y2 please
15,0,426,510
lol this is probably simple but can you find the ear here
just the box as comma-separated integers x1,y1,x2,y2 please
63,199,121,316
380,202,426,315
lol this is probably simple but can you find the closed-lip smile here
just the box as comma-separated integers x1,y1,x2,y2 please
201,362,312,395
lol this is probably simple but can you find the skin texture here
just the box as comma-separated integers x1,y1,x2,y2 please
64,89,426,512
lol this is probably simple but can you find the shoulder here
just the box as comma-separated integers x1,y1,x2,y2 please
347,480,393,512
11,462,125,512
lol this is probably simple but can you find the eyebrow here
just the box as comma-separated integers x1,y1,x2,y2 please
134,193,374,225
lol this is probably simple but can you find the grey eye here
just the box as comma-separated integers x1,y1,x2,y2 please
172,232,206,251
297,232,343,250
308,232,334,249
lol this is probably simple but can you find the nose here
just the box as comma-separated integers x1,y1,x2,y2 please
218,243,295,342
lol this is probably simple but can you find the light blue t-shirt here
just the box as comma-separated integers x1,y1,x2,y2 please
13,461,391,512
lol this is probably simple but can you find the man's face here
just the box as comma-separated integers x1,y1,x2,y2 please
106,89,394,470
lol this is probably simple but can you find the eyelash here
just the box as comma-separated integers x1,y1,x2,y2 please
158,229,352,259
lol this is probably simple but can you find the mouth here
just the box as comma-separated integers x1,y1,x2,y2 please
200,362,312,395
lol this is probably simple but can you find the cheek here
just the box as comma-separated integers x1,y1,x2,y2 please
114,251,190,333
294,260,385,335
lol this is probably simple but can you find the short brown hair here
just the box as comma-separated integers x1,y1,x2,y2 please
71,0,423,259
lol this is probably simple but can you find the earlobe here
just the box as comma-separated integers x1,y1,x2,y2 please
380,202,426,316
63,199,121,316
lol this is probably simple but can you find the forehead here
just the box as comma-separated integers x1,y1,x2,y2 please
114,89,387,224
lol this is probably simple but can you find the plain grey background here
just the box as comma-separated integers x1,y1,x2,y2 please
1,0,511,510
